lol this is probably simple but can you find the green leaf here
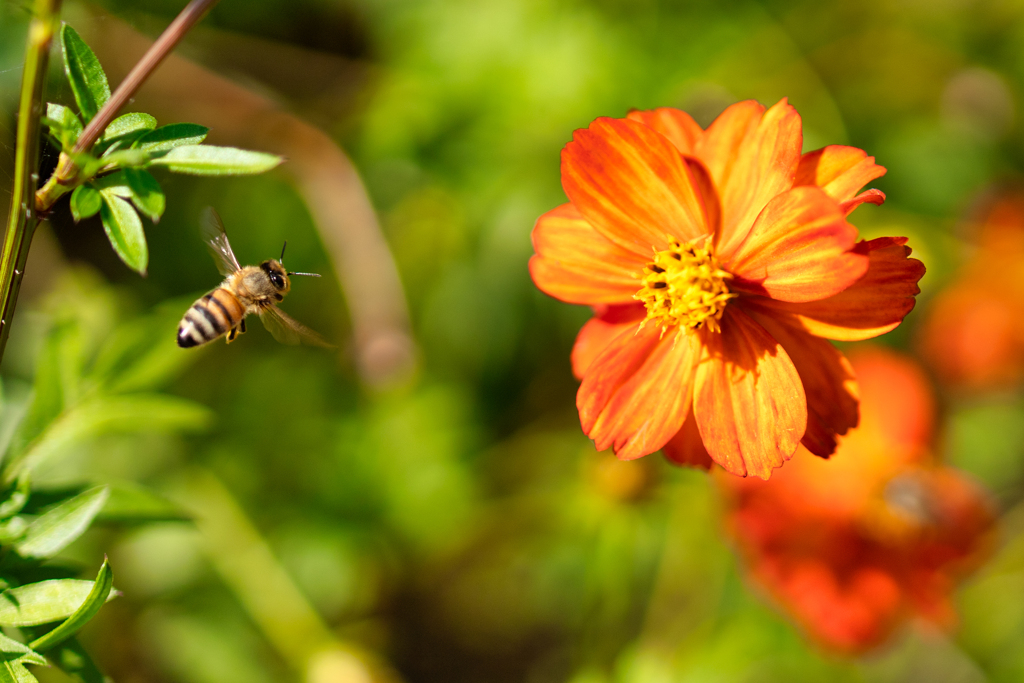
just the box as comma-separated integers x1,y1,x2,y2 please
99,192,148,275
0,517,27,545
0,475,31,520
4,321,78,465
0,634,46,667
30,560,113,652
100,482,191,523
148,145,283,175
47,638,104,683
60,25,110,122
91,148,149,173
132,123,208,153
101,112,156,141
15,487,109,559
0,579,117,627
69,186,101,223
0,661,38,683
4,396,211,482
43,103,82,149
123,169,165,222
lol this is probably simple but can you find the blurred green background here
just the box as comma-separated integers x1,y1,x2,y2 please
3,0,1024,681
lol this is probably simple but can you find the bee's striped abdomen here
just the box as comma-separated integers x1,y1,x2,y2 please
177,288,245,348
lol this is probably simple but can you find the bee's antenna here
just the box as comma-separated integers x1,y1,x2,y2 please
280,241,287,263
288,271,321,278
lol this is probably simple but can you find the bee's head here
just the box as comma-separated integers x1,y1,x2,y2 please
260,260,290,295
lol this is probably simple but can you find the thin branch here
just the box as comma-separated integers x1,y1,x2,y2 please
73,0,219,154
35,0,220,212
0,0,64,363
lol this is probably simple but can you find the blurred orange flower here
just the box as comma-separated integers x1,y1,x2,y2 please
530,99,925,478
717,348,996,653
920,191,1024,390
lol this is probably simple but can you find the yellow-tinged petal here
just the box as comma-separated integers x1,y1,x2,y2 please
698,99,802,261
626,107,703,155
561,117,711,258
529,203,646,305
796,145,886,203
694,308,807,479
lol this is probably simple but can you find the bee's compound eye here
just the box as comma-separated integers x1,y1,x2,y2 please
271,272,285,289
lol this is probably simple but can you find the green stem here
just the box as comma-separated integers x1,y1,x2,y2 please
0,0,63,364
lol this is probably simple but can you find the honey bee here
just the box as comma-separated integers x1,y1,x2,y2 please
177,208,332,349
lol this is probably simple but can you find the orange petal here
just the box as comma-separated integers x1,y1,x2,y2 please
795,145,887,203
746,237,925,341
561,117,710,258
570,303,646,379
626,107,703,155
698,99,802,260
578,323,701,460
694,308,807,479
661,405,713,470
727,186,869,303
529,203,646,305
841,189,886,215
743,303,859,457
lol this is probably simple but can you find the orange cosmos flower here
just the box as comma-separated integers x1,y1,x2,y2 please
717,348,996,653
530,99,925,478
919,190,1024,390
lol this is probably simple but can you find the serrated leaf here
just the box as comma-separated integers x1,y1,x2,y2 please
0,579,117,627
148,145,283,175
69,186,101,223
30,560,112,652
4,396,211,482
99,192,147,275
48,638,104,683
101,113,156,141
61,25,109,122
132,123,208,153
123,169,164,222
15,487,109,559
0,634,45,667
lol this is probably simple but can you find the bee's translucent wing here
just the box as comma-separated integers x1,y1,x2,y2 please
200,207,242,277
259,305,334,348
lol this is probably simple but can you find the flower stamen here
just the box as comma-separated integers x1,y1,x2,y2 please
635,239,734,335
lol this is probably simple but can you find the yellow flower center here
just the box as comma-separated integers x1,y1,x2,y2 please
635,239,734,334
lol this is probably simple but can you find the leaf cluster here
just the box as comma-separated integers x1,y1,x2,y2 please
41,25,283,275
0,285,212,682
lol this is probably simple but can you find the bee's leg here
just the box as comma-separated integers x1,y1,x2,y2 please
226,326,239,343
240,319,247,334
